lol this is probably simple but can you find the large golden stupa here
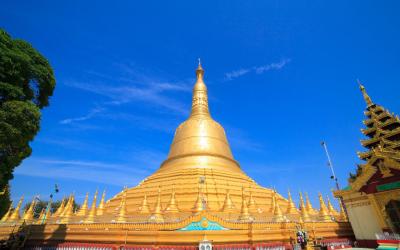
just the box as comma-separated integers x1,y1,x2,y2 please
0,63,353,249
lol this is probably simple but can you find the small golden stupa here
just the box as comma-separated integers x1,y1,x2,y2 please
0,63,354,249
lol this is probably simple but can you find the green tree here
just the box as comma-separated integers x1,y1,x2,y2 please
0,29,56,217
23,200,81,218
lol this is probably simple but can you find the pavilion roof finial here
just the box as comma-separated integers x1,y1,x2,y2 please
358,79,373,107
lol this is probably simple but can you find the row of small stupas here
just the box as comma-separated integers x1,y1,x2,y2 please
0,63,354,248
1,188,347,224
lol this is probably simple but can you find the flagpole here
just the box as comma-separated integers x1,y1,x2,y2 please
321,141,340,190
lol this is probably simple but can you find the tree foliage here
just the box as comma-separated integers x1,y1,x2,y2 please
23,200,81,219
0,29,56,217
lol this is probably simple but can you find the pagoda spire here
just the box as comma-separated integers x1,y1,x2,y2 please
60,194,75,224
190,60,210,118
0,202,13,222
85,190,98,223
165,186,179,213
138,194,151,214
318,193,332,222
339,199,348,222
53,197,66,217
149,187,164,223
76,192,89,216
117,189,127,223
36,208,46,224
305,192,316,214
238,187,252,222
221,188,236,213
97,190,106,216
192,182,206,213
22,197,37,221
299,192,310,222
326,195,339,216
59,195,71,217
9,196,23,222
358,81,373,107
286,190,298,215
273,195,285,222
248,191,258,213
351,82,400,181
270,190,276,213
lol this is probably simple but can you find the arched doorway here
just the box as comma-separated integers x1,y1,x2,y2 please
385,200,400,233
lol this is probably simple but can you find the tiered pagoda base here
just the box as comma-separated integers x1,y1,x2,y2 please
0,211,354,250
0,64,357,249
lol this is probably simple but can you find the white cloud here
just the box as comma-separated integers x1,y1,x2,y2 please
224,58,291,81
14,157,156,187
254,59,291,74
60,63,192,126
60,107,105,125
225,68,251,81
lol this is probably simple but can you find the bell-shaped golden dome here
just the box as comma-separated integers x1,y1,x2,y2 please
159,62,241,174
104,62,288,217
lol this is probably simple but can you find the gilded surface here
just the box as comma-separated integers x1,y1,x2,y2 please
0,64,351,245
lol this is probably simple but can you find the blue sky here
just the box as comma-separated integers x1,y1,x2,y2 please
1,1,400,209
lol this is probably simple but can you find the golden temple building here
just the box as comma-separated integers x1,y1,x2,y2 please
334,84,400,249
0,63,354,250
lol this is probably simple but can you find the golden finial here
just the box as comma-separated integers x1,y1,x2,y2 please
299,192,310,222
85,190,98,223
191,60,210,117
358,80,373,107
221,188,236,213
318,193,332,222
117,190,127,223
286,189,298,215
0,202,13,222
165,186,179,213
9,196,24,222
76,192,89,216
149,187,164,223
196,58,204,81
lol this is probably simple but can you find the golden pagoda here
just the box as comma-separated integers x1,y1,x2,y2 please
0,63,354,249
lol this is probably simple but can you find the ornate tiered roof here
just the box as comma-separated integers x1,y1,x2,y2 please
335,83,400,194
